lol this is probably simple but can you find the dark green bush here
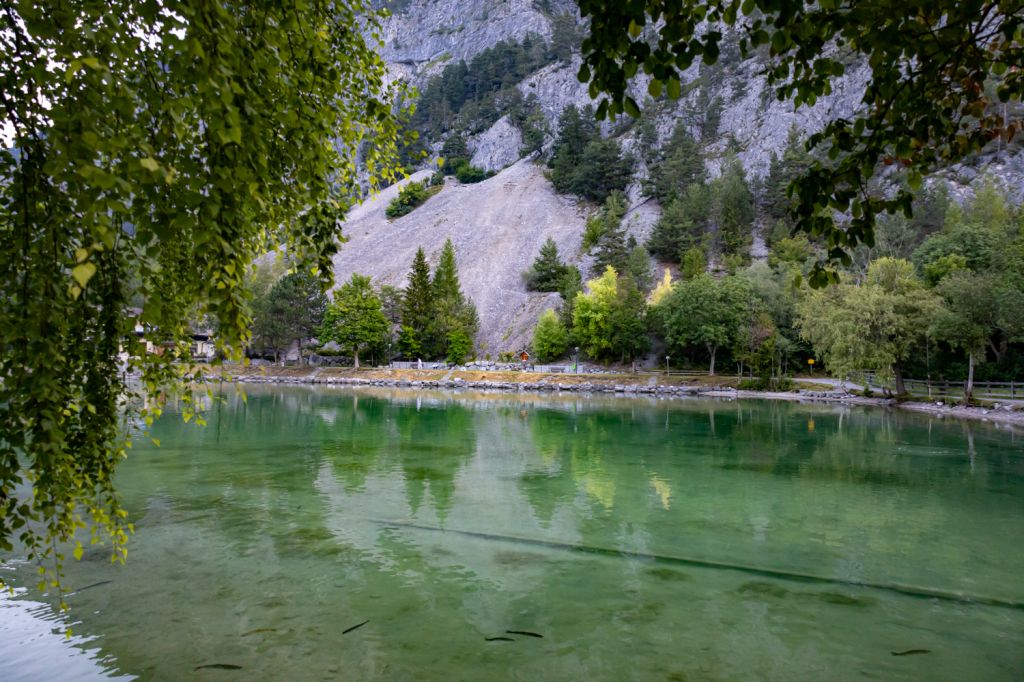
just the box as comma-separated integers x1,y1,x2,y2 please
455,162,488,184
385,180,429,218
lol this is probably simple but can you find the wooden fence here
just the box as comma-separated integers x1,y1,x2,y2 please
854,372,1022,401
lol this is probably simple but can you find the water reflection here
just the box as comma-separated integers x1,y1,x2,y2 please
0,387,1021,680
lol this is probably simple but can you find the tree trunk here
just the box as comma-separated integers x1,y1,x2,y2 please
965,352,975,403
708,345,716,375
353,348,360,369
989,337,1007,364
296,338,304,366
893,362,906,396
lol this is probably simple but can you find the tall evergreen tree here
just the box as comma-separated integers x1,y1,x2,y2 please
712,158,755,256
524,237,570,291
428,239,479,359
570,137,634,202
400,248,434,358
763,126,813,229
646,183,709,261
593,192,630,274
558,266,583,335
626,243,654,292
252,270,327,364
645,122,705,204
549,105,598,193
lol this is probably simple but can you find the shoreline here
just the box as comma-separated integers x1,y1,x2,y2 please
207,366,1024,429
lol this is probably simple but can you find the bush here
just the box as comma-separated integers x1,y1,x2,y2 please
446,329,472,364
532,309,569,362
455,162,489,183
739,376,794,391
385,180,429,218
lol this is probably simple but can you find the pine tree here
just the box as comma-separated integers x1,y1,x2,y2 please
252,270,327,364
712,158,754,256
558,266,583,334
646,122,704,204
627,243,654,292
400,247,434,359
524,237,570,291
593,192,630,275
428,239,479,359
763,126,813,228
646,182,709,262
570,137,634,202
549,105,597,193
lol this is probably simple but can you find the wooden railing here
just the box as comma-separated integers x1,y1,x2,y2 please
854,372,1022,401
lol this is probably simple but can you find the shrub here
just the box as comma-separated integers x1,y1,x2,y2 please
385,180,429,218
455,162,488,183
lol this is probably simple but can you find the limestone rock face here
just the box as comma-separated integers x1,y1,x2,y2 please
469,116,522,172
378,0,574,69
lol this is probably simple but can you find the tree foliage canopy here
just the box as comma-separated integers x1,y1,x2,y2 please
0,0,403,596
252,270,328,363
320,274,389,368
576,0,1023,285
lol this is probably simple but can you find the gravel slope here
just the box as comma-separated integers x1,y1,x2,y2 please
332,159,588,356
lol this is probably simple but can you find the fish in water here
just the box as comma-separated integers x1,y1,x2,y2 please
506,630,543,638
68,580,112,596
891,649,931,656
485,636,515,642
194,663,243,670
342,619,369,635
241,628,277,637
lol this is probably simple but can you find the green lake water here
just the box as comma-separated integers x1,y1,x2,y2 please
1,386,1023,680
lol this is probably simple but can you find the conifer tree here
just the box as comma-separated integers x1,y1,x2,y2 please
252,270,328,364
428,239,479,359
646,122,705,204
712,158,755,256
764,126,813,229
558,266,583,334
593,193,630,275
627,243,654,292
400,248,434,358
524,238,570,291
646,183,709,261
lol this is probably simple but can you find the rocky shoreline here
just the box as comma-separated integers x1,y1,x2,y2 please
218,369,1024,429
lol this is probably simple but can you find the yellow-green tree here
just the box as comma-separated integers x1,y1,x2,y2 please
573,267,648,363
798,258,939,394
532,309,570,362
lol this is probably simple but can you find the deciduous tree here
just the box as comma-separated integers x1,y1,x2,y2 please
0,0,404,589
320,274,389,369
658,274,751,375
533,309,570,362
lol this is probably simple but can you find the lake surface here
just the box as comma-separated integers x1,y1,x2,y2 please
2,386,1023,680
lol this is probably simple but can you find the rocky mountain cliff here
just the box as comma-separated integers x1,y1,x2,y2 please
333,1,1024,358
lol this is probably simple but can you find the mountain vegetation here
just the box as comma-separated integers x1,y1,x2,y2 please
577,0,1024,285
